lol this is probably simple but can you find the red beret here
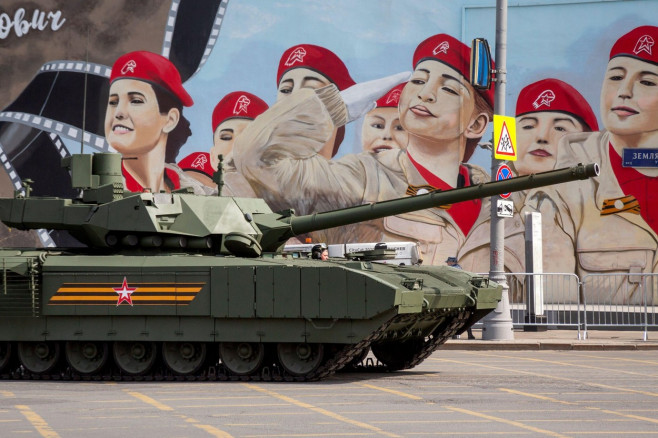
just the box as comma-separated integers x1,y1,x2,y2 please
412,33,494,108
277,44,356,91
177,152,213,177
515,78,598,132
375,83,406,108
110,51,193,107
211,91,269,133
609,25,658,66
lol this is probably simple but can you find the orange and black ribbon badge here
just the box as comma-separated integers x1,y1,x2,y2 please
406,185,450,209
49,279,205,306
601,195,641,216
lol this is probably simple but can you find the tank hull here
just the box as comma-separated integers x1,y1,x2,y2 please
0,249,500,380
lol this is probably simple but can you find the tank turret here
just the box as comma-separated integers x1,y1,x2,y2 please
0,153,599,256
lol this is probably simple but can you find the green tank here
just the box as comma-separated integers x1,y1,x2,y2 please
0,153,598,380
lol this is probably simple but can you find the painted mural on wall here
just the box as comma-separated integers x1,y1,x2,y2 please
0,0,656,304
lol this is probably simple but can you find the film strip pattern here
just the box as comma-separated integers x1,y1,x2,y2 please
200,0,230,74
0,111,109,152
3,59,110,149
40,60,111,78
164,0,229,81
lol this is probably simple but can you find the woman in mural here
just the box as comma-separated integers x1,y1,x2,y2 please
233,33,494,264
361,83,408,154
105,50,203,194
523,25,658,304
458,78,598,282
276,43,355,159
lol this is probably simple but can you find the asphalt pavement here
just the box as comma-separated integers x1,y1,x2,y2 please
445,328,658,350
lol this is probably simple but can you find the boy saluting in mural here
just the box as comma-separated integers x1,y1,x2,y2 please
523,26,658,304
233,33,494,264
275,43,356,159
459,78,598,282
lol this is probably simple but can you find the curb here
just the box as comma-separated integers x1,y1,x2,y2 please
443,341,658,350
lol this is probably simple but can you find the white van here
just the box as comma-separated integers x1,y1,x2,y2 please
327,242,422,266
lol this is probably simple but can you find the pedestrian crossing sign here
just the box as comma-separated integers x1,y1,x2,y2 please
493,114,517,161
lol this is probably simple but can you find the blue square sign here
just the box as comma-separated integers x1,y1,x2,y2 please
623,148,658,167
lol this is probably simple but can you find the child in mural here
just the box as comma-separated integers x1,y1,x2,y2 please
176,91,270,196
276,43,356,159
177,151,216,190
458,78,598,288
233,33,494,264
209,91,269,197
361,83,408,154
105,51,207,195
522,25,658,305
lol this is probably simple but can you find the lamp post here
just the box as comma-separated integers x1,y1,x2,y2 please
482,0,514,340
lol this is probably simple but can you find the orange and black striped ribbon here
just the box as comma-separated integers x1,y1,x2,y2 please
405,185,450,209
601,195,641,216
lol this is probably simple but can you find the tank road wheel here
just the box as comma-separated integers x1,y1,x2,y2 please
162,342,207,376
219,342,264,376
371,338,425,371
65,341,109,375
0,342,12,372
112,341,157,376
17,341,61,374
276,343,324,377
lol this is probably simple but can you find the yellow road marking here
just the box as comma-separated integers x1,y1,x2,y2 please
124,390,174,411
571,352,658,366
586,407,658,425
236,435,373,437
15,405,60,438
437,357,658,398
499,388,658,425
498,388,576,405
243,383,401,438
1,391,14,397
192,423,235,437
357,383,424,400
179,415,235,437
473,352,653,378
443,405,570,437
126,393,234,437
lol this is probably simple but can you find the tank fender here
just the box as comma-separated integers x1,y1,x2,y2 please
475,284,503,310
395,289,424,313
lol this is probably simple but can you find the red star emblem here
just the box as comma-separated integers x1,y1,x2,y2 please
114,277,136,306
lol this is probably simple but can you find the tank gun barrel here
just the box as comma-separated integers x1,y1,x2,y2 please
287,163,599,237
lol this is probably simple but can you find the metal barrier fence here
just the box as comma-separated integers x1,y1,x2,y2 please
581,273,658,341
473,272,657,340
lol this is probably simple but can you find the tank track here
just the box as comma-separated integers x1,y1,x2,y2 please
0,310,471,382
347,309,471,373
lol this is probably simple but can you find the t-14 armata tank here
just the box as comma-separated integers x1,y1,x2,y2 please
0,153,598,381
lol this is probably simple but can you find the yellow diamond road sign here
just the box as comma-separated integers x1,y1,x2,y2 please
493,114,517,161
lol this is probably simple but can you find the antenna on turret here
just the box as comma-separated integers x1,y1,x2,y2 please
212,154,225,196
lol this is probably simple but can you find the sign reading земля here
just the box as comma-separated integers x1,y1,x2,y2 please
623,148,658,168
